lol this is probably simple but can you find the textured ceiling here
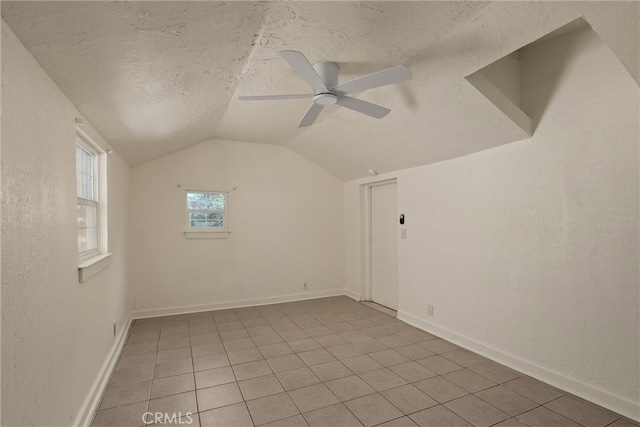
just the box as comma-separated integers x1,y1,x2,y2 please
2,1,638,180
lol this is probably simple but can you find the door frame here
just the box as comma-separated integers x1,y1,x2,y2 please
362,178,398,303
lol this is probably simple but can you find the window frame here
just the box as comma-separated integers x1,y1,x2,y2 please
76,128,107,263
185,190,229,233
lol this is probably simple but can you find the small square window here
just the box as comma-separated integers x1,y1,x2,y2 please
186,191,228,231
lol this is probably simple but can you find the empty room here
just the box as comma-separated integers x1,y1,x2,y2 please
1,1,638,427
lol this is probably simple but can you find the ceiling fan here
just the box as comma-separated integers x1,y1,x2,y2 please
238,50,412,127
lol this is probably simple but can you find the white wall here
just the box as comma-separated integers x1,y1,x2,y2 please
344,26,639,418
1,21,132,426
130,139,344,316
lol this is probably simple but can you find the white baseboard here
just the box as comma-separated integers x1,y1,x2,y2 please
344,288,361,301
74,312,132,427
397,310,639,422
132,289,346,319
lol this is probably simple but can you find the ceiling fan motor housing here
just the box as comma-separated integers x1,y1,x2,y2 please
312,61,339,89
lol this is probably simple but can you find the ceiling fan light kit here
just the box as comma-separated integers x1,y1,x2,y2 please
239,50,412,127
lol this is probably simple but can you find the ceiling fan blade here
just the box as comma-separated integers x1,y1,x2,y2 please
298,104,324,127
336,96,390,119
280,50,328,94
238,94,313,101
332,65,412,95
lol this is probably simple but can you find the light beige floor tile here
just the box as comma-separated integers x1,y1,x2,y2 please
350,319,377,329
475,385,538,416
243,318,269,327
314,334,349,348
399,330,438,344
151,373,195,399
220,329,250,341
503,376,565,404
359,368,408,391
492,419,530,427
341,355,384,374
413,376,468,403
223,337,256,352
354,340,390,354
377,335,413,348
227,347,264,365
303,403,363,427
191,342,225,358
416,356,463,375
288,383,340,413
280,329,311,342
100,380,151,409
190,333,221,346
419,339,458,354
248,326,277,337
246,392,300,426
297,348,336,366
92,401,148,427
324,375,376,401
148,391,197,419
468,361,522,384
327,344,365,360
252,334,285,346
444,395,509,427
193,353,230,372
607,419,640,427
443,368,497,393
117,352,157,370
276,367,321,391
376,416,418,427
302,326,334,338
157,347,192,363
233,359,274,381
310,361,354,382
440,349,488,367
409,405,473,427
330,322,359,333
544,395,619,427
110,365,155,386
267,354,306,373
381,385,438,415
199,402,253,427
369,349,411,367
238,374,285,400
345,393,404,427
362,326,395,338
516,407,582,426
389,362,437,383
262,414,309,427
288,338,322,352
194,366,235,389
127,332,160,345
259,343,294,358
196,382,244,412
340,331,373,343
122,341,158,357
160,336,192,351
394,345,435,361
154,359,193,379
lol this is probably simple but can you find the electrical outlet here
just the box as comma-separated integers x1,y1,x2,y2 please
427,305,434,317
113,322,117,336
303,282,308,290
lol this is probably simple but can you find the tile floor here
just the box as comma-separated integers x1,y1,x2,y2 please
92,296,638,427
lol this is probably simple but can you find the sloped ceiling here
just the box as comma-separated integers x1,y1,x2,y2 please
2,1,638,180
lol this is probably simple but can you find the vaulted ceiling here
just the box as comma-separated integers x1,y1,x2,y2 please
2,1,638,180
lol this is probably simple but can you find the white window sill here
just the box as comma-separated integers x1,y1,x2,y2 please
184,231,230,239
78,253,112,283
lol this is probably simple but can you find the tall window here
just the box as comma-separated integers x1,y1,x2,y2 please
186,191,228,231
76,135,99,257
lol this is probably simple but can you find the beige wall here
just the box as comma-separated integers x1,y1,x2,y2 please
130,139,344,317
1,21,132,426
344,25,639,418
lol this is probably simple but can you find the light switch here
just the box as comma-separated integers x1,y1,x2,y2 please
401,228,407,239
